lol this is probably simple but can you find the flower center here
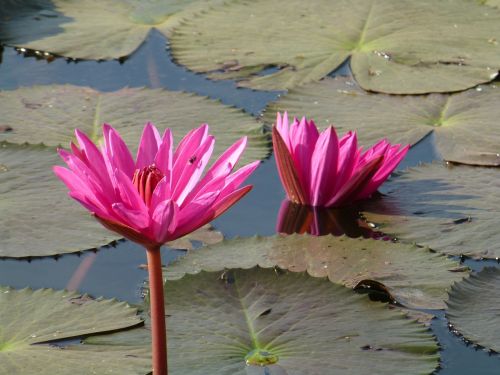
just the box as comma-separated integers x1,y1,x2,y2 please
132,165,164,206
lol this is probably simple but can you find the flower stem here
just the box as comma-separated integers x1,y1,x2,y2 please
146,246,168,375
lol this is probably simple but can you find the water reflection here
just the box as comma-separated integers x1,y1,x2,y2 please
276,200,390,239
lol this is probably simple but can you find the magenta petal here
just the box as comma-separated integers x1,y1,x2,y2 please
135,122,162,170
218,160,260,199
113,169,148,213
103,124,135,178
357,144,410,199
204,137,247,181
150,176,172,213
173,124,208,170
309,127,339,206
276,112,292,149
172,135,215,206
152,200,178,243
112,202,150,230
291,118,319,192
154,128,173,178
333,131,358,194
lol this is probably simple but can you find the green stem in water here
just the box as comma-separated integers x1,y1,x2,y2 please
146,246,168,375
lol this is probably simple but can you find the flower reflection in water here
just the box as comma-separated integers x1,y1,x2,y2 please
276,199,391,240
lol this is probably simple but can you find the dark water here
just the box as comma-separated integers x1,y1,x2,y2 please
1,31,499,373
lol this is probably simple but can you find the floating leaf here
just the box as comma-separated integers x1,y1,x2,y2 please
0,286,149,375
171,0,500,93
447,267,500,352
0,143,121,258
264,77,500,166
165,234,467,309
0,85,268,165
362,162,500,259
89,267,439,374
166,224,223,250
0,0,228,59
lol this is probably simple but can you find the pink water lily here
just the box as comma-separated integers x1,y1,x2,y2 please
54,122,258,248
54,122,259,375
273,112,409,207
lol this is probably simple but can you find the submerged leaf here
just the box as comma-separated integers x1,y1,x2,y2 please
0,286,149,375
264,77,500,166
362,162,500,259
165,234,467,309
89,267,439,374
0,0,228,59
447,267,500,352
171,0,500,93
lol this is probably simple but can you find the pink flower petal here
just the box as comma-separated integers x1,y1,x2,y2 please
103,124,135,178
309,127,339,206
172,135,215,206
154,128,173,179
135,122,162,170
152,200,178,243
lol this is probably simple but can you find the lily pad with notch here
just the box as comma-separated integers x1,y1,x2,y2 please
171,0,500,93
0,286,150,375
88,267,439,374
164,234,468,309
0,0,229,60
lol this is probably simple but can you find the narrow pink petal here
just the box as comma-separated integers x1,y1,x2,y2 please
112,169,148,213
276,112,291,149
152,200,178,243
204,136,247,181
172,135,215,206
333,131,358,195
290,118,319,192
217,161,260,200
175,190,221,236
112,202,150,230
357,144,410,199
173,124,209,174
309,127,339,206
326,156,383,207
74,129,114,195
358,139,389,165
176,185,252,239
150,176,172,213
53,166,90,195
69,191,112,220
103,124,135,178
154,128,173,178
135,122,162,169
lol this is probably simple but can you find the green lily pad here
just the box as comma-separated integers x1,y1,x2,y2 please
164,234,468,309
480,0,500,8
362,162,500,259
89,267,439,374
166,224,223,250
0,286,150,375
264,77,500,166
0,0,228,60
171,0,500,93
447,267,500,352
0,85,268,165
0,143,121,258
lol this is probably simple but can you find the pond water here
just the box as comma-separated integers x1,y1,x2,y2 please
1,31,499,373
